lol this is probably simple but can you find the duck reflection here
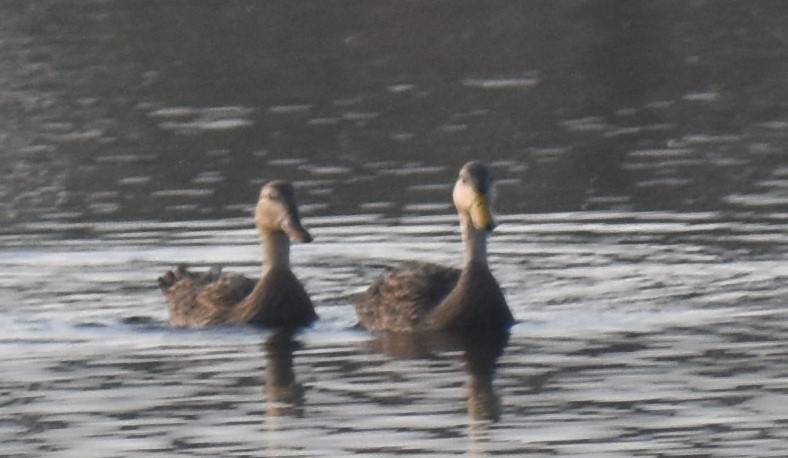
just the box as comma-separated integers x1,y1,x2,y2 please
261,329,305,417
367,328,510,422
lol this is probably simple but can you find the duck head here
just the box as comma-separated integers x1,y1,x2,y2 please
255,180,313,243
452,161,496,232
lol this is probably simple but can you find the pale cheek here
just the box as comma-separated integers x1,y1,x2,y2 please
452,184,472,208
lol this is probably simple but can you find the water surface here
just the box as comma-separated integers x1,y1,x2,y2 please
3,212,788,456
2,1,788,456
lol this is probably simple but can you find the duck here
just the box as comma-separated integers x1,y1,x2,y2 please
158,180,317,328
352,161,514,332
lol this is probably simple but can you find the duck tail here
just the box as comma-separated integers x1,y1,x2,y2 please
157,263,191,290
157,270,177,290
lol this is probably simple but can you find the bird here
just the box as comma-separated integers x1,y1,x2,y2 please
352,161,514,332
158,180,317,328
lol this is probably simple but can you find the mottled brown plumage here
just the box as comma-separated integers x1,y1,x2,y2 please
353,161,514,332
353,262,461,331
158,181,317,328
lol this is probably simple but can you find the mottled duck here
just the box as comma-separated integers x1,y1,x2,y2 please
158,180,317,328
352,161,514,332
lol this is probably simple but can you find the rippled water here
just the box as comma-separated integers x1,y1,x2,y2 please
3,1,788,456
3,1,788,228
2,212,787,456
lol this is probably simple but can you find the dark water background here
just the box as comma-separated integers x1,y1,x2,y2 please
1,1,787,456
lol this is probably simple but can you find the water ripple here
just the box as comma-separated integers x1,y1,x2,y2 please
1,212,787,455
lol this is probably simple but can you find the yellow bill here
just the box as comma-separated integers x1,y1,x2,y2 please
469,194,495,231
282,212,313,243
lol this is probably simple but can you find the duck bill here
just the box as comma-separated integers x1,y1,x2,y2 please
469,194,496,232
282,213,313,243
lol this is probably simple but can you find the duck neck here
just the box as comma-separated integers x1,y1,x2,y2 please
261,230,291,272
460,213,488,268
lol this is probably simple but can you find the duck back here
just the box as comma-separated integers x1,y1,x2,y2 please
352,262,461,332
160,265,256,327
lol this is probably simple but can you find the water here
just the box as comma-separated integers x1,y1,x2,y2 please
3,213,787,456
2,1,788,456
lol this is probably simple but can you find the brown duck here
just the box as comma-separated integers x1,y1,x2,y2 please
352,161,514,332
158,181,317,328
